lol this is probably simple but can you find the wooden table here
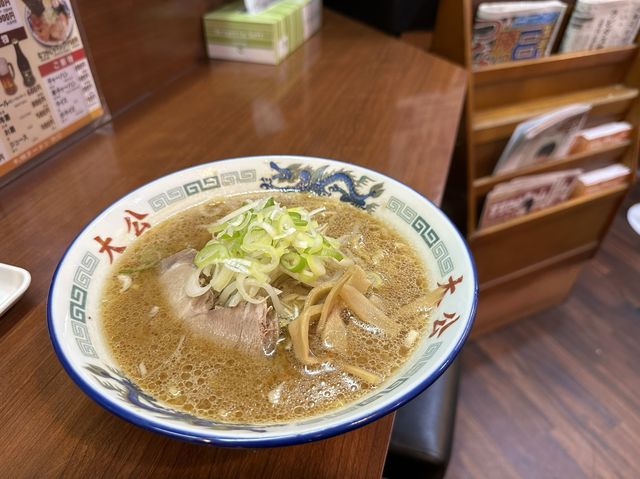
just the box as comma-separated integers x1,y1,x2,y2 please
0,11,466,479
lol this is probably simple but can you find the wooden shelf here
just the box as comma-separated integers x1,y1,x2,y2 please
469,183,629,284
432,0,639,334
471,244,595,336
474,45,638,85
472,141,631,196
473,85,638,143
479,242,598,290
470,182,629,240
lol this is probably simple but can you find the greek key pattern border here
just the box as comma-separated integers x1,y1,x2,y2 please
69,251,99,358
221,169,257,186
386,196,454,276
147,169,257,212
184,175,221,196
72,321,98,358
148,187,185,212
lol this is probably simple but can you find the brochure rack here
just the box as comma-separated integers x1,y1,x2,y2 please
432,0,640,334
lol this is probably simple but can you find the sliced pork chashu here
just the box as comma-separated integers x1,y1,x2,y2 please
158,249,278,356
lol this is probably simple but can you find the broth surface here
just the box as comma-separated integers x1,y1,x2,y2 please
101,192,433,423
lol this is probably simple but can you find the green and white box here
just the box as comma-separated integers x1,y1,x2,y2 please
204,0,322,65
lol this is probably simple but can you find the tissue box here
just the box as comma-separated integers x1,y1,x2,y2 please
203,0,322,65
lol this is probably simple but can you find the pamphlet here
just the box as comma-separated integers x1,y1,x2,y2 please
0,0,104,179
493,104,591,174
560,0,640,53
479,169,582,228
568,121,632,153
472,1,568,67
573,163,630,195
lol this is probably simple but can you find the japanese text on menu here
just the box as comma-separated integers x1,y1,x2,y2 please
0,0,103,178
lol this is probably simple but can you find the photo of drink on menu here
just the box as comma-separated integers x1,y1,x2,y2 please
0,0,104,179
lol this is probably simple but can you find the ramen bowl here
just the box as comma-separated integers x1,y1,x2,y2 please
47,155,477,446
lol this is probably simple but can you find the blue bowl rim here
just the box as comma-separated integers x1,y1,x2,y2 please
47,154,478,447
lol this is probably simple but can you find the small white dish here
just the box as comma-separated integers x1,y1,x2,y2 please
0,264,31,317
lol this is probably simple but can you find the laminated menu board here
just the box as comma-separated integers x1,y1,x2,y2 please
0,0,104,179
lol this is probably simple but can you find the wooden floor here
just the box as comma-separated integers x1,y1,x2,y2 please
446,181,640,479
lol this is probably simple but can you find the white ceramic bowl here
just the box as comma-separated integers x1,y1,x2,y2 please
48,156,477,446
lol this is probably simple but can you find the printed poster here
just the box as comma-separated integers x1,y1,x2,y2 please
0,0,104,178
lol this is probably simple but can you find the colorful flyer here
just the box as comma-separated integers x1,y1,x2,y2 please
0,0,104,179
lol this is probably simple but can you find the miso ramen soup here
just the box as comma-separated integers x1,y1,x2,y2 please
101,192,435,424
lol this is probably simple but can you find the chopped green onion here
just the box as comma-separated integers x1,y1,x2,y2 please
281,252,306,272
194,196,346,311
320,248,344,260
194,243,229,269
